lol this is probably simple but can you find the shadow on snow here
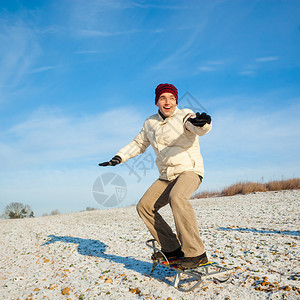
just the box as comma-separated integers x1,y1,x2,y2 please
218,227,300,237
41,235,174,284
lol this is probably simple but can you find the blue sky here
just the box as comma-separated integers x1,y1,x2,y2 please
0,0,299,216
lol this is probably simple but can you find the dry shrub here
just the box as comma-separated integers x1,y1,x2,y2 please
221,182,244,196
266,178,300,191
193,178,300,199
221,182,267,196
241,182,267,194
192,190,219,199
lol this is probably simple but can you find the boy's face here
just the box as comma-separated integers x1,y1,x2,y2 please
156,92,177,117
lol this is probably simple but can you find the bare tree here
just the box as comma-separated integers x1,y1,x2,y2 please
50,209,60,215
4,202,34,219
86,207,97,211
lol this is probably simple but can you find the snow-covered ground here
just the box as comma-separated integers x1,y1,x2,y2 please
0,190,299,299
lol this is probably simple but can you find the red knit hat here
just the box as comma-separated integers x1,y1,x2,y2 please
155,83,178,104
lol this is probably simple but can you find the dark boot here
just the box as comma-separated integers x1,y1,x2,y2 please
151,247,184,261
178,252,208,269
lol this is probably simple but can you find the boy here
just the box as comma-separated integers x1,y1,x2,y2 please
99,83,212,269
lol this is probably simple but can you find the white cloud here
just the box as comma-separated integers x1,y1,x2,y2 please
0,104,157,216
30,66,56,73
77,27,166,38
0,22,40,105
1,98,299,216
196,60,227,73
151,28,205,70
0,164,157,216
198,66,215,72
0,105,151,215
200,99,300,184
206,60,224,65
196,99,300,191
75,50,104,54
78,29,141,37
206,102,300,154
133,3,191,10
239,70,255,76
0,106,144,170
238,56,280,76
256,56,279,63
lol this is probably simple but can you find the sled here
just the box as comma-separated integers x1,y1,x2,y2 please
146,239,231,292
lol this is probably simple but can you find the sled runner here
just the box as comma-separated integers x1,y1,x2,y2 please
146,239,231,292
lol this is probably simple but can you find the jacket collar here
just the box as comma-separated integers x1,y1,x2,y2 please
158,109,166,120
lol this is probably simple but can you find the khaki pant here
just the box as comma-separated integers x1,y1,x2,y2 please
136,171,205,257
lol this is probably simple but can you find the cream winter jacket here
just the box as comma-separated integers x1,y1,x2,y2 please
116,107,212,181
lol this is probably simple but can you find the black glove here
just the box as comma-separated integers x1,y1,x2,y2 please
98,155,122,166
187,112,211,127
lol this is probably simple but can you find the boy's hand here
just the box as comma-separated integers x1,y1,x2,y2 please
188,112,211,127
98,155,122,166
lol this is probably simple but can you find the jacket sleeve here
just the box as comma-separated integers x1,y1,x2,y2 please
184,112,212,136
116,122,150,163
